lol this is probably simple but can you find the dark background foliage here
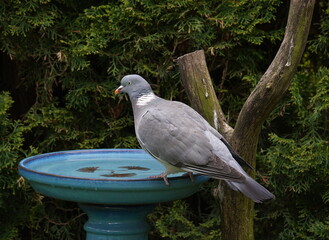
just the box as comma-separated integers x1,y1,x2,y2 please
0,0,328,239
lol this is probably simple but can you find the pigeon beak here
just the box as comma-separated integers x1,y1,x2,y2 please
114,86,123,95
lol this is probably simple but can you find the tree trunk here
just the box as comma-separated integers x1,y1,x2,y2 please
177,1,315,240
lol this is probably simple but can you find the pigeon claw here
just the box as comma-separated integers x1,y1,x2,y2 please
183,172,194,182
148,172,170,186
188,172,194,182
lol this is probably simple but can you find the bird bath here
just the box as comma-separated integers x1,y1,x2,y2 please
18,149,209,240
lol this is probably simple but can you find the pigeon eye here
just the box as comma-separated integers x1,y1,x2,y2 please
127,81,132,85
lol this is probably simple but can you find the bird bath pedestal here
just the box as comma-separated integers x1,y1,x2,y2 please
18,149,208,240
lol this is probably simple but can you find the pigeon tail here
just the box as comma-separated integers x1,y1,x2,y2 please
225,177,275,203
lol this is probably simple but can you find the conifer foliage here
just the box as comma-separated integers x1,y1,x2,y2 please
0,1,328,239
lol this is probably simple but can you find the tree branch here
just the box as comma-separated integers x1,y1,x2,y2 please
232,0,315,144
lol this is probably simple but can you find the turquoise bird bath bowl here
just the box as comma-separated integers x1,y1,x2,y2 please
18,149,209,240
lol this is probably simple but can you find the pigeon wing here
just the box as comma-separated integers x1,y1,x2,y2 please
182,104,254,170
136,101,245,182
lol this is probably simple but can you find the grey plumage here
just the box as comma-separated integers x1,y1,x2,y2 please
115,74,275,203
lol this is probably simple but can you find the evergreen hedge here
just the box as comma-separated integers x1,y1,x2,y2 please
0,1,328,239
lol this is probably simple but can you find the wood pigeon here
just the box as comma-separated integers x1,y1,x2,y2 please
115,74,275,203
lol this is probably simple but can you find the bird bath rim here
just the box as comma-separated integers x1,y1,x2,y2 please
18,149,209,205
19,148,192,182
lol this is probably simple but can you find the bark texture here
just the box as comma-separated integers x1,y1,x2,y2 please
177,0,315,239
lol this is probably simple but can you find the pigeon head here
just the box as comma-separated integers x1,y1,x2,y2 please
115,75,153,100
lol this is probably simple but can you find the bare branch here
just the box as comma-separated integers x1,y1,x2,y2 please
232,0,315,144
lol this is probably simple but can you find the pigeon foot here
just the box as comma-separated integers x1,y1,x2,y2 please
188,172,194,182
183,172,194,182
148,172,169,185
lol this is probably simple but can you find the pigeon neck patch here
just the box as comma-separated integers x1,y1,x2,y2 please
136,93,156,106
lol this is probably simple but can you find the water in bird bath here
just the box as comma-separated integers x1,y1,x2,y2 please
76,164,151,178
